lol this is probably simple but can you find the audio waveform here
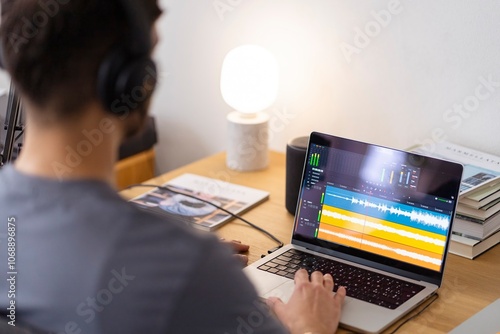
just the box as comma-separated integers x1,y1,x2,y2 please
329,193,449,230
321,209,445,247
319,228,442,267
324,186,451,234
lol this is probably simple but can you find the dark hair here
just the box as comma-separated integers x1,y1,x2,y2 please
0,0,161,120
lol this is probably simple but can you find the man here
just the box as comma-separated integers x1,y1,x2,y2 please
0,1,345,333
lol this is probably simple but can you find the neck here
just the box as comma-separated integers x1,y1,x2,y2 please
14,103,124,186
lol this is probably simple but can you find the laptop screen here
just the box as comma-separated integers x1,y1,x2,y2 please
293,132,463,281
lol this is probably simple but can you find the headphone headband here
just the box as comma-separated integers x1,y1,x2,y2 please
98,0,158,113
119,0,152,56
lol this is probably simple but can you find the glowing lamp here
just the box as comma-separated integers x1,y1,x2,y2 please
220,45,279,171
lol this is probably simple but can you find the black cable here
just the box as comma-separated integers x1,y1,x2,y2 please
387,293,439,334
126,183,285,249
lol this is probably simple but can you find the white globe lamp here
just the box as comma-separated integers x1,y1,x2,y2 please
220,45,279,171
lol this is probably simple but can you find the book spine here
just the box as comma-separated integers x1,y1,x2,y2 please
451,231,482,241
455,214,486,224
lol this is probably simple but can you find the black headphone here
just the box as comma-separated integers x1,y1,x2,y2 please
0,0,158,113
97,0,158,114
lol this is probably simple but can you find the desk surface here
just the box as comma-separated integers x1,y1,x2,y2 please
120,151,500,334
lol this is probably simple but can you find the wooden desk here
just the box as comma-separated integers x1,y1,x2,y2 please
120,151,500,334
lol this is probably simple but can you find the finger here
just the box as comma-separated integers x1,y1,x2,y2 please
226,240,250,253
335,286,347,303
294,268,309,284
265,296,282,306
265,296,285,316
233,242,250,253
310,271,324,284
323,273,334,291
234,254,249,266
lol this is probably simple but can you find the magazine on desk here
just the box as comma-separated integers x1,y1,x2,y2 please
129,173,270,231
411,141,500,196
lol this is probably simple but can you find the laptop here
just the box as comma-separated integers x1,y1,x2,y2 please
244,132,463,334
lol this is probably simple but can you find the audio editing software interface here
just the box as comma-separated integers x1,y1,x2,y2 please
294,143,457,272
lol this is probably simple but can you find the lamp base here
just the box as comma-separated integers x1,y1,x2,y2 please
226,111,269,172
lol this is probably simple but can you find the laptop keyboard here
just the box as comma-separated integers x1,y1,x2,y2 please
257,249,425,309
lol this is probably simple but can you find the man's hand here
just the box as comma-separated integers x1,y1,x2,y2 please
266,269,346,334
220,239,250,266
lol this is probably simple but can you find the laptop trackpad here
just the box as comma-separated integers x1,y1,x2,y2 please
262,280,352,306
263,280,296,303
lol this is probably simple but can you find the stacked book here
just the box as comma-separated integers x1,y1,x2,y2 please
453,181,500,259
412,142,500,259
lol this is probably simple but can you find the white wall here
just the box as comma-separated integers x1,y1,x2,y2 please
150,0,500,173
4,1,500,172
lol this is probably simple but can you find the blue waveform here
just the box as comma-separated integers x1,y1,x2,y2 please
324,186,450,235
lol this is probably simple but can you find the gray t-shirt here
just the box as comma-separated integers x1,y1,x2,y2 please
0,165,287,334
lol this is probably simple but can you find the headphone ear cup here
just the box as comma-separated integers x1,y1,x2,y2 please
97,49,157,114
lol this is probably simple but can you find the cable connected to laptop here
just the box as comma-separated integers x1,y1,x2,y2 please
125,184,285,251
